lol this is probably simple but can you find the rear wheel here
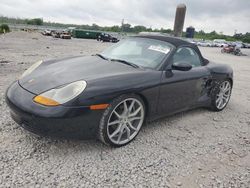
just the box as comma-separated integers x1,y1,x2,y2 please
98,95,145,147
211,80,232,111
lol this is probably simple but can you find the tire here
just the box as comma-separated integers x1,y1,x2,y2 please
235,51,242,56
210,80,232,111
98,94,145,147
221,49,225,53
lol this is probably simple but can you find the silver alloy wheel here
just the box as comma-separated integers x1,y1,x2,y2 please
107,98,145,145
216,81,231,110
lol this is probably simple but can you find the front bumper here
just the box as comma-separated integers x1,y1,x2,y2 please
5,81,104,139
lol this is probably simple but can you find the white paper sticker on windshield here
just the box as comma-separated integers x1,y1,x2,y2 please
148,45,170,54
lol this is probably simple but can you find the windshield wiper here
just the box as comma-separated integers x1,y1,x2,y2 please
95,55,140,68
95,53,108,60
110,59,140,68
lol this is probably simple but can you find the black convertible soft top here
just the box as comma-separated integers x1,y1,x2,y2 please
135,34,191,47
135,34,209,65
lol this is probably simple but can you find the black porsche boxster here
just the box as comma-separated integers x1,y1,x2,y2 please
6,35,233,147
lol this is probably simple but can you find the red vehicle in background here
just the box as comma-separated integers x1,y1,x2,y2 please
221,46,234,53
221,45,242,56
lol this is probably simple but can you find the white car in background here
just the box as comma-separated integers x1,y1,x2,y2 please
243,43,250,48
233,41,243,48
197,40,212,47
213,39,228,47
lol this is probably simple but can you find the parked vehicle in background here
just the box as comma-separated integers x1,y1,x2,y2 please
42,30,53,36
50,30,71,39
97,33,119,43
197,40,212,47
60,31,71,39
213,39,228,47
232,41,243,48
234,48,243,56
221,45,242,56
242,43,250,48
221,46,234,53
52,31,61,38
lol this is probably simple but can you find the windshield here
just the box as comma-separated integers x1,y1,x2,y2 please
100,37,173,69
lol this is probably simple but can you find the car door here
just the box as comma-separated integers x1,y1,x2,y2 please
157,46,211,116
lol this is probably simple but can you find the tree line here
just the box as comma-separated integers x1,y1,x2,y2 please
0,16,249,43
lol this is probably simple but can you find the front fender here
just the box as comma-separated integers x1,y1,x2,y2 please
207,62,233,85
63,70,162,118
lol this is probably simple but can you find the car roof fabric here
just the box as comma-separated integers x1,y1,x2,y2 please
134,35,208,64
135,35,191,47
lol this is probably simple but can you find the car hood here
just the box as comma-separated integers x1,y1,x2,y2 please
19,56,144,94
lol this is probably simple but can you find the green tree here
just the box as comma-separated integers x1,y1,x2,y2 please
0,24,10,33
133,25,147,33
242,32,250,43
146,28,153,32
199,30,205,35
91,23,100,30
160,28,172,34
121,23,131,32
26,18,43,25
110,25,120,32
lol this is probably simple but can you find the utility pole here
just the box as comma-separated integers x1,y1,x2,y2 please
121,19,124,33
173,4,186,37
234,29,237,35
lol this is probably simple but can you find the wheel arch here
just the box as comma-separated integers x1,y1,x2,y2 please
136,93,149,118
111,92,150,118
228,77,233,87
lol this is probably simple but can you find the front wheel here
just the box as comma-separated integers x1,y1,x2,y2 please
234,51,242,56
210,80,232,111
98,95,145,147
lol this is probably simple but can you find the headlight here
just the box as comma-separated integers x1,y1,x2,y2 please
33,80,87,106
21,60,43,78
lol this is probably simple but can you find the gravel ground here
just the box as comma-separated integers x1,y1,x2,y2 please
0,31,250,188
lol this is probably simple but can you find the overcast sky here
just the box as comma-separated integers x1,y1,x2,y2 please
1,0,250,35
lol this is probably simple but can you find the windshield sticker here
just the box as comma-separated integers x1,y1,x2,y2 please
148,45,170,54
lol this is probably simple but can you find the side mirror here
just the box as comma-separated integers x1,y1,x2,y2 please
172,62,192,71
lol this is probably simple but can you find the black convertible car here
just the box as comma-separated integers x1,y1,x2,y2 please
6,35,233,147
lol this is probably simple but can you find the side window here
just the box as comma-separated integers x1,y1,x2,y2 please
173,47,202,67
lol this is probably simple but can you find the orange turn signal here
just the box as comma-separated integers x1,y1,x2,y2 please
33,96,60,106
90,104,109,110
